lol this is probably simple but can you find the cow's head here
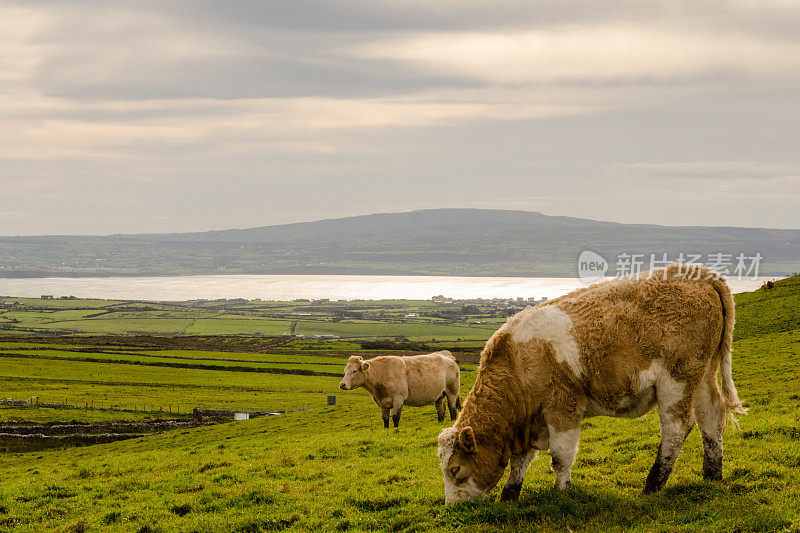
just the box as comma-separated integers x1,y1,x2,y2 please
339,355,370,390
438,425,505,504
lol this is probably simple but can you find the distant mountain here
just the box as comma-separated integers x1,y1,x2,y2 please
1,209,798,277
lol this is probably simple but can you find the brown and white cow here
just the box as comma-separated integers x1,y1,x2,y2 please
438,264,747,503
340,351,461,428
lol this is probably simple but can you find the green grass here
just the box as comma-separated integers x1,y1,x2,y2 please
141,349,350,364
1,351,798,532
0,408,177,424
734,274,800,341
0,349,346,373
0,277,799,531
0,295,505,341
30,318,197,335
3,297,126,309
0,356,347,410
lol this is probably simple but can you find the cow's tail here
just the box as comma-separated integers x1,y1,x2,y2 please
711,276,748,426
456,395,462,410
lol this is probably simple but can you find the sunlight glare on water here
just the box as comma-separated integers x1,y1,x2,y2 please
0,274,778,302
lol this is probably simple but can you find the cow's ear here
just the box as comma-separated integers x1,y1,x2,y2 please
361,362,370,372
483,332,515,364
458,426,476,454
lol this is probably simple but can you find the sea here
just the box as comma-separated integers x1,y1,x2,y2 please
0,274,777,302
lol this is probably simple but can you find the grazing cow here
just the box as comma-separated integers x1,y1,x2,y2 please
339,351,461,428
438,264,747,503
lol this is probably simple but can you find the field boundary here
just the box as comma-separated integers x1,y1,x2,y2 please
0,352,343,377
0,346,346,365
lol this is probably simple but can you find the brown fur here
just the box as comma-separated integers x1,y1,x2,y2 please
440,264,746,501
340,351,461,427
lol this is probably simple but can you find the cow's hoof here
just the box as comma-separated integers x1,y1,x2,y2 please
500,483,522,502
641,484,660,495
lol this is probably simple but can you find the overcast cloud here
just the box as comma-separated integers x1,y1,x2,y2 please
1,0,799,234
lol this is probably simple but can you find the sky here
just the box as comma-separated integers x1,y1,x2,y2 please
1,0,799,235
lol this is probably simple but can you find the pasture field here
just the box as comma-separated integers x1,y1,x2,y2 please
0,297,500,341
0,407,174,423
0,276,798,531
0,356,348,414
0,348,346,372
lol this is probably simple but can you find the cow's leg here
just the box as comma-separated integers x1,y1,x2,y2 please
391,398,404,428
435,395,445,422
500,448,539,501
548,426,580,490
643,378,695,494
445,390,459,421
381,406,391,429
435,395,446,423
694,375,726,481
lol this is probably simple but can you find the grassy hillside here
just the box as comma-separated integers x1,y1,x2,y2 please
0,278,799,531
2,208,799,276
734,274,800,341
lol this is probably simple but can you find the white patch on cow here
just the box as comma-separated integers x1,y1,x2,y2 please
508,306,582,376
437,427,487,504
653,364,690,455
694,371,725,451
636,363,658,393
547,426,580,490
654,363,686,411
437,427,457,456
443,477,484,504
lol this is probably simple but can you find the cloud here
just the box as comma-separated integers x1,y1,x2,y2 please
1,1,799,234
2,5,268,85
0,91,594,161
0,6,49,83
608,161,800,180
349,24,800,85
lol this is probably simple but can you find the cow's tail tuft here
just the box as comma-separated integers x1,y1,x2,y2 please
711,276,748,427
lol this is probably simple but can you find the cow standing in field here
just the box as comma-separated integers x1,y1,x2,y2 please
438,264,747,503
339,351,461,428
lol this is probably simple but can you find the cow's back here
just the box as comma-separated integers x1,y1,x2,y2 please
504,266,726,414
557,270,723,363
402,353,459,407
